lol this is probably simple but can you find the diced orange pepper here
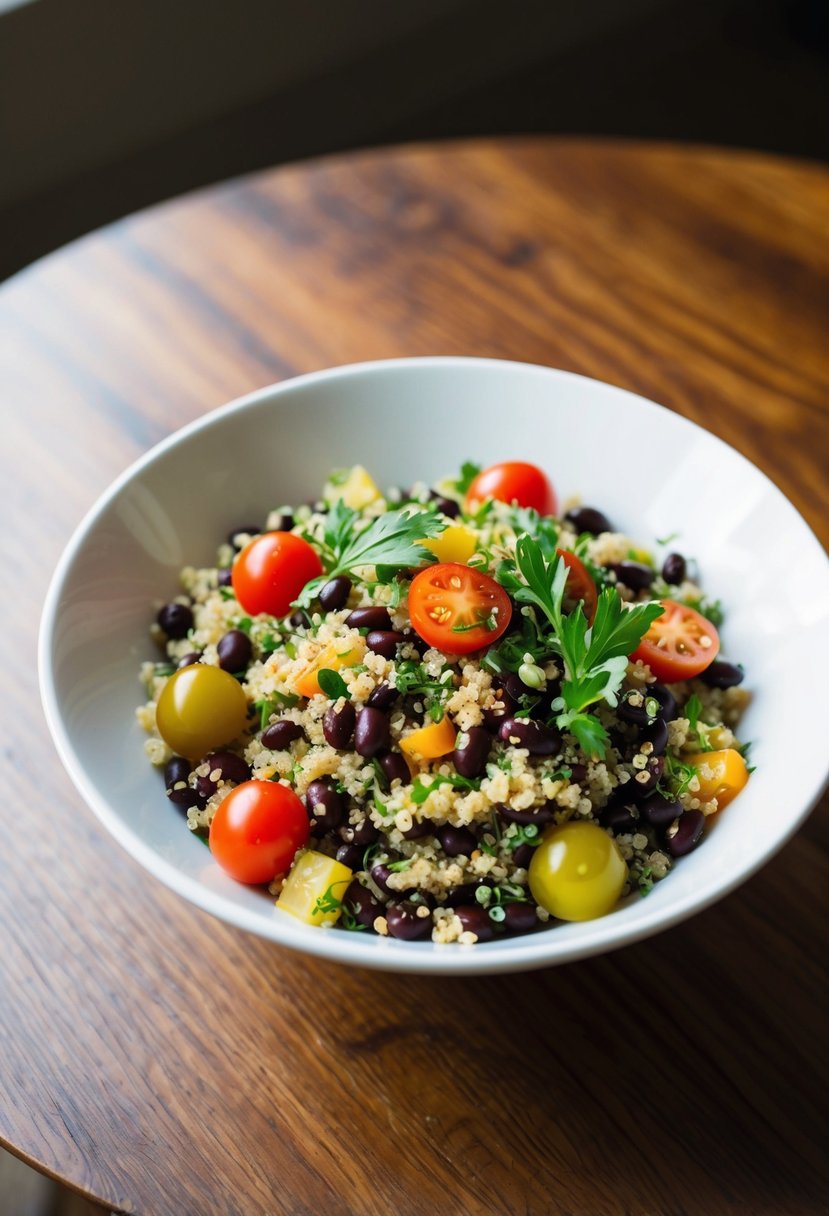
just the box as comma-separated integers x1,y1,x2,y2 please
292,639,365,698
687,748,749,810
400,715,457,761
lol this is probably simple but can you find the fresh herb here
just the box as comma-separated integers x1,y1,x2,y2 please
254,691,299,730
295,502,446,607
386,858,414,873
656,531,680,546
154,662,176,677
685,594,724,627
451,611,498,634
511,537,664,757
410,773,481,804
504,506,560,561
394,659,453,720
658,753,697,800
455,460,481,496
317,668,350,700
505,823,542,851
638,866,654,897
340,902,367,932
312,880,347,918
684,693,713,751
218,586,236,601
232,616,253,635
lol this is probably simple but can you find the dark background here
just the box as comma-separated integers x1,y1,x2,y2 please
1,0,827,283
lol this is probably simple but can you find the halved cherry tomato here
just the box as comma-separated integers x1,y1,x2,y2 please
209,780,310,885
232,532,322,617
465,462,557,516
408,562,512,655
557,549,598,623
631,599,720,682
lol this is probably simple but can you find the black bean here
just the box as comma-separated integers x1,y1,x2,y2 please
430,493,461,518
661,552,687,584
618,689,658,726
217,567,233,587
641,793,680,828
482,686,518,731
447,880,490,905
603,803,639,834
512,843,535,868
367,682,398,711
498,716,561,756
168,785,205,811
272,512,294,533
401,628,430,657
370,863,396,895
641,716,669,756
289,610,309,628
203,751,250,784
454,905,496,942
564,506,613,535
339,818,379,846
401,818,432,840
502,903,540,934
386,902,433,941
164,757,197,805
346,606,392,631
503,672,531,704
452,726,491,778
625,756,665,799
437,825,477,857
217,629,251,673
666,809,705,857
318,575,352,612
323,700,356,749
366,629,405,659
699,659,745,689
306,779,345,830
157,602,193,639
336,844,363,871
649,683,677,721
378,750,411,787
176,651,202,669
227,524,261,548
354,707,391,757
497,802,554,826
262,720,303,749
569,763,588,783
344,881,380,930
608,561,654,592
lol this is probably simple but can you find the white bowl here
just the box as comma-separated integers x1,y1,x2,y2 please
39,357,829,975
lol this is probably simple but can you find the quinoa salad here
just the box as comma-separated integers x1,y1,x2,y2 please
137,460,752,945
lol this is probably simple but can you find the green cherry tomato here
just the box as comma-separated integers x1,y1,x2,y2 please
528,821,627,922
156,664,248,760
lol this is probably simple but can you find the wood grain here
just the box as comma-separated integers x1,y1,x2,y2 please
1,138,827,1216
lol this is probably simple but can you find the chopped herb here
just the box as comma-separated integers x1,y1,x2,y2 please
294,502,446,607
312,881,346,917
254,691,299,730
658,753,697,800
488,905,506,923
684,693,713,751
410,773,481,803
386,858,413,873
317,668,350,700
638,867,654,896
340,903,367,932
656,531,680,546
218,586,236,601
455,460,482,495
153,662,176,677
685,594,724,627
232,616,253,635
511,537,664,758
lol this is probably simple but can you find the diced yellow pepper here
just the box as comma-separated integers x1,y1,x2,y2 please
687,748,749,810
400,715,457,761
291,638,366,698
277,851,353,926
326,465,382,510
421,524,477,565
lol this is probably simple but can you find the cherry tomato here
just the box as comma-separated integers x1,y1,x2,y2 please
528,822,627,921
209,780,310,885
631,599,720,682
557,549,598,623
232,532,322,617
687,748,749,810
156,664,248,760
465,462,557,516
408,562,512,655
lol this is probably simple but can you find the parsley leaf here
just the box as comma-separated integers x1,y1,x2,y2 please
684,693,713,751
511,537,664,758
317,668,349,700
455,461,481,495
410,773,481,804
295,504,446,607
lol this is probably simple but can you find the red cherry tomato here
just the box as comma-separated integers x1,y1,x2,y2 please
630,599,720,682
466,462,557,516
557,549,598,623
209,780,310,885
408,562,512,655
232,532,322,617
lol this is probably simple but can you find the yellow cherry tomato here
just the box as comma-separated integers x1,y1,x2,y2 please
156,664,248,760
529,822,627,922
687,748,749,810
421,524,477,565
400,715,457,762
277,851,353,925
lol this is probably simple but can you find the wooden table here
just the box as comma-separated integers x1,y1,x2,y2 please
2,139,827,1216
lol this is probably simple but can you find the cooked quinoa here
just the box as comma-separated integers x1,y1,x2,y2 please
138,462,751,945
